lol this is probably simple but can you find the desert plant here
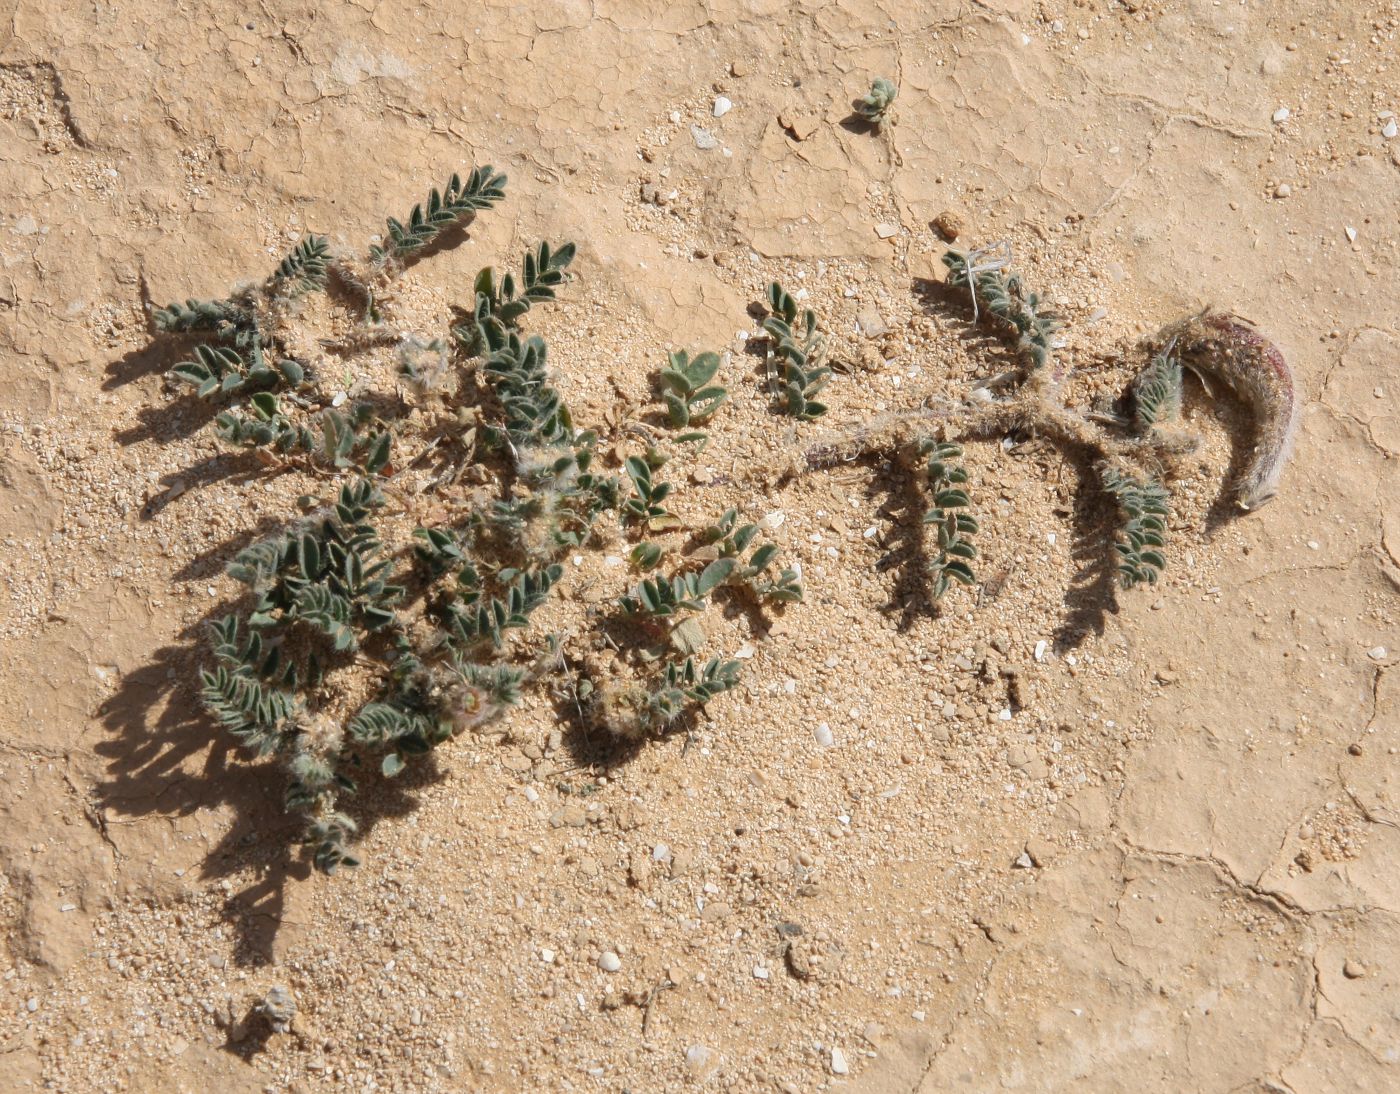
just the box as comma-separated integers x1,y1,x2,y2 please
153,165,1273,883
272,235,331,296
942,247,1060,370
699,508,804,605
368,166,507,264
438,563,563,651
658,350,728,429
169,343,293,399
480,332,570,450
153,296,255,341
647,656,742,724
582,654,742,741
629,541,664,571
1101,468,1169,588
227,478,404,647
855,77,898,127
454,240,576,353
619,559,735,622
621,453,679,531
1131,346,1184,430
919,441,979,600
215,398,392,474
763,281,830,419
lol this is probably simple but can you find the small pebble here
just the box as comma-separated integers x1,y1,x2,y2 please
598,951,621,973
1367,646,1387,660
814,722,835,748
700,901,732,922
857,310,887,338
1383,119,1398,139
1273,183,1292,198
831,1047,850,1075
1345,226,1357,243
713,96,732,118
1272,107,1290,123
931,210,963,241
1343,959,1367,979
875,222,899,239
752,965,769,980
691,125,718,150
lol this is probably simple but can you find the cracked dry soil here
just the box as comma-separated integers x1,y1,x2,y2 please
2,1,1399,1092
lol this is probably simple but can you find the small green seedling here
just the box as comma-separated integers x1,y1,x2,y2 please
700,508,803,605
659,350,728,429
855,77,898,128
619,558,735,621
622,453,680,531
763,282,830,420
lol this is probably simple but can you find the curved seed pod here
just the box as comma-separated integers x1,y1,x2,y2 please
1155,309,1299,511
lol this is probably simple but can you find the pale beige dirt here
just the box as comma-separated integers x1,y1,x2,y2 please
1,1,1398,1092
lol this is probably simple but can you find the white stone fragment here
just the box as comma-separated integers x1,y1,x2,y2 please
831,1047,850,1075
598,951,621,972
814,722,835,748
713,96,732,117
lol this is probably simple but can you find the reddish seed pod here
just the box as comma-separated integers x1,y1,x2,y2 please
1156,309,1299,510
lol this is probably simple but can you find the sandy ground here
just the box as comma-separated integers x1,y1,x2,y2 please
2,1,1399,1091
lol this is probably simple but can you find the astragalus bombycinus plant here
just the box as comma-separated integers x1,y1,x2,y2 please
148,168,803,872
147,165,1297,875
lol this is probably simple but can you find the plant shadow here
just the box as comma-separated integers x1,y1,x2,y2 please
1051,452,1124,653
864,456,940,631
